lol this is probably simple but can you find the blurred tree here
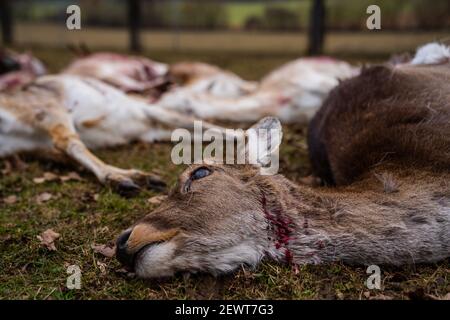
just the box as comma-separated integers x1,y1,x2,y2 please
180,1,228,30
245,15,264,30
0,0,13,45
264,7,300,31
414,0,450,30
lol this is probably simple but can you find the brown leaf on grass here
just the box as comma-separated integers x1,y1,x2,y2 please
91,243,116,258
33,172,59,184
3,195,18,204
33,177,46,184
147,195,167,205
33,171,83,184
35,192,53,204
1,234,12,242
37,229,60,251
60,172,83,182
96,261,107,274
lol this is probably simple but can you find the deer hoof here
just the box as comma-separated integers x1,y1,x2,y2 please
117,180,142,197
144,175,166,192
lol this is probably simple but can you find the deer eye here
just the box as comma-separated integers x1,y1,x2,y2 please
191,167,211,180
182,167,212,193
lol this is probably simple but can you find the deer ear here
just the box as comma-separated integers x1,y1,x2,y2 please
245,117,283,167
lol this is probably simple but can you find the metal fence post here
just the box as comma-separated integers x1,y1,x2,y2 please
0,0,14,45
128,0,141,52
308,0,326,55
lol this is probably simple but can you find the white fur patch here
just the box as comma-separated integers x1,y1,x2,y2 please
135,241,178,278
411,42,450,65
0,108,51,156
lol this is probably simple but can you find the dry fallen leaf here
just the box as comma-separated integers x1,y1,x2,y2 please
60,172,83,182
91,243,116,258
96,261,108,274
147,195,167,205
33,177,45,184
1,234,12,242
3,195,18,204
33,172,59,184
37,229,60,251
35,192,53,204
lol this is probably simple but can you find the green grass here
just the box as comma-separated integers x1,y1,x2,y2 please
227,1,310,29
0,48,449,300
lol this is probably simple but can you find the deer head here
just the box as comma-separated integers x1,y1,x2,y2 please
116,117,285,278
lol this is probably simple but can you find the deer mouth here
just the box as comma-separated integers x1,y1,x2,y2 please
115,228,157,271
116,240,158,272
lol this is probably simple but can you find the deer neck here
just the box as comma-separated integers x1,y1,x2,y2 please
257,177,333,265
256,172,450,266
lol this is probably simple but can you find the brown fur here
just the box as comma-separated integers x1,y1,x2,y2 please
169,62,224,85
308,64,450,185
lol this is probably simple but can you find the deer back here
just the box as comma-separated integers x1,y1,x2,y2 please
308,63,450,185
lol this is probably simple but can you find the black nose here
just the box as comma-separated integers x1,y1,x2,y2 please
116,230,135,269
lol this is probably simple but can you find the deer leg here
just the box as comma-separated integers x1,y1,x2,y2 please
47,123,165,196
143,104,244,141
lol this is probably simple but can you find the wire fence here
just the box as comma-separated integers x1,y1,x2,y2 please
2,0,450,55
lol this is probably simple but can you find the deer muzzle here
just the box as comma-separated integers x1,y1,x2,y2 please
115,224,179,270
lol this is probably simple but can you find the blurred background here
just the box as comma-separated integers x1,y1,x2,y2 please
1,0,449,73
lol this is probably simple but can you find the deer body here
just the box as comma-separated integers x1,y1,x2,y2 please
159,58,358,123
116,44,450,278
0,74,236,194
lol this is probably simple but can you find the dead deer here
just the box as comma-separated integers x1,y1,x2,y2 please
116,48,450,278
62,54,357,123
0,74,241,196
158,57,358,123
